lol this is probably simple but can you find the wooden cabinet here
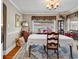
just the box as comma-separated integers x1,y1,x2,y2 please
58,20,64,34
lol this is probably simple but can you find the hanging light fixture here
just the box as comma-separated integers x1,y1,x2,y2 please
46,0,60,10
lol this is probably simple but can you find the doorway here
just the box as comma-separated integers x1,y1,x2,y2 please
2,3,7,51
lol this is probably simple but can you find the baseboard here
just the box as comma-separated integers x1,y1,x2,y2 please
3,44,16,55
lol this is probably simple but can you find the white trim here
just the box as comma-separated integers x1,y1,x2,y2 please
22,12,59,15
23,13,59,16
1,24,3,27
1,43,3,59
69,7,78,13
63,7,78,15
8,0,23,13
3,44,16,55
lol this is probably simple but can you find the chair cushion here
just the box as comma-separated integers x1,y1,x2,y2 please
48,44,57,49
48,40,57,44
48,34,58,39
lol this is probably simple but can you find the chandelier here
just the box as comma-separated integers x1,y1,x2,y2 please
46,0,60,10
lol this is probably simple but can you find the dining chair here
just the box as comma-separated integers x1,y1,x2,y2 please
47,32,59,59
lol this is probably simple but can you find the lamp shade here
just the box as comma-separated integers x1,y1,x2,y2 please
21,21,28,26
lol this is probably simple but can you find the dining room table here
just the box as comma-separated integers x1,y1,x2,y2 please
26,33,77,59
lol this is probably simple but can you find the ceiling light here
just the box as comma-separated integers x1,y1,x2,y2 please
46,0,60,10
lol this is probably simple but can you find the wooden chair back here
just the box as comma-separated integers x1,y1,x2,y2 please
47,32,59,50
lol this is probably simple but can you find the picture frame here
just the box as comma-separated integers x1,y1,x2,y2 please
15,14,21,27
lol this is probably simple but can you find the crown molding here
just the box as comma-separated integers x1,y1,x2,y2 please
58,7,78,15
69,7,78,13
22,11,60,16
22,7,78,15
9,0,23,14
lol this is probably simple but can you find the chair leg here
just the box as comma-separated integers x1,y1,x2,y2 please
44,45,47,53
29,45,31,57
70,46,73,59
54,50,56,53
47,48,48,59
57,50,59,59
77,45,78,50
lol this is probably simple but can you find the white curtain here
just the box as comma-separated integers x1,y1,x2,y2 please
67,15,78,31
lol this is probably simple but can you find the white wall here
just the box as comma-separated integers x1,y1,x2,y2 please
3,0,22,55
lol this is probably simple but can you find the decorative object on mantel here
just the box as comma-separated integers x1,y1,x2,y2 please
59,15,65,19
21,21,28,27
15,14,21,27
56,15,65,20
46,0,60,10
21,21,29,32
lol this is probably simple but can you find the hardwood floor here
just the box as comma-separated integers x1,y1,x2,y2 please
3,46,21,59
24,57,64,59
3,40,78,59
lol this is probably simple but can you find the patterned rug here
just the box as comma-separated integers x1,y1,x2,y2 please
24,45,78,59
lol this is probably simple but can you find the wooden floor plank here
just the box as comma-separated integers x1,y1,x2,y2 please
3,46,21,59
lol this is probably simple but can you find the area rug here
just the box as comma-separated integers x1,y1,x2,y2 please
24,45,78,59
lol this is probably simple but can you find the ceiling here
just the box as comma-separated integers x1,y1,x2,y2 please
10,0,78,15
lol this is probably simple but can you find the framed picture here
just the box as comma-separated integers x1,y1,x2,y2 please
15,14,21,27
